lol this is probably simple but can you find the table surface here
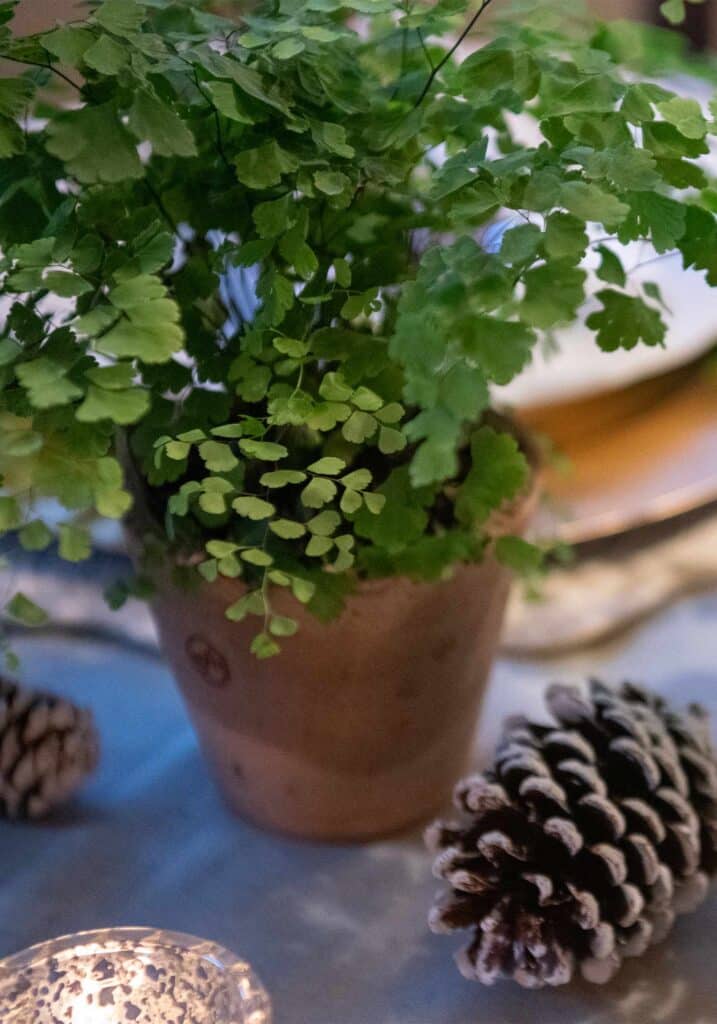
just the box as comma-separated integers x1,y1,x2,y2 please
1,581,717,1024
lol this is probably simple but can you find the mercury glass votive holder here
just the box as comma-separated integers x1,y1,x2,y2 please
0,927,272,1024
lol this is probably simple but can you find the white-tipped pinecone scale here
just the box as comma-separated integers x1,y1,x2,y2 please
426,680,717,988
0,676,99,819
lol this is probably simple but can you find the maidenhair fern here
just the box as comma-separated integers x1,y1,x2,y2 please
0,0,715,656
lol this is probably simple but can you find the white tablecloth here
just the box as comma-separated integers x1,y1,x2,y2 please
1,585,717,1024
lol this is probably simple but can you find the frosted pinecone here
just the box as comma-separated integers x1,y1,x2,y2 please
427,680,717,987
0,676,99,819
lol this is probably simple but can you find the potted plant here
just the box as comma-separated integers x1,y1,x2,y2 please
0,0,714,839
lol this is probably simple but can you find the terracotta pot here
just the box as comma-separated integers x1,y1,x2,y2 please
149,550,528,841
135,455,539,842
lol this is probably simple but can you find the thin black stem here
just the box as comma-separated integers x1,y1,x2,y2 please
417,28,435,72
412,0,497,109
389,27,409,101
163,40,233,174
0,54,82,92
212,106,231,171
145,174,233,331
191,69,232,173
93,312,124,342
143,179,179,235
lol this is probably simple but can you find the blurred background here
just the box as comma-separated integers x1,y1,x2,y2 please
10,0,717,43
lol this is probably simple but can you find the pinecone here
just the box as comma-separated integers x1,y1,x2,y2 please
0,676,99,820
426,679,717,988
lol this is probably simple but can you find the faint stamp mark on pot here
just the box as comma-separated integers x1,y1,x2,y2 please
185,634,230,689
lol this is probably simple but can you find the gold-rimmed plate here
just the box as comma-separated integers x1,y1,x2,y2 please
518,359,717,545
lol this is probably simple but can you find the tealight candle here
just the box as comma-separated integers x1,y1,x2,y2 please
0,927,271,1024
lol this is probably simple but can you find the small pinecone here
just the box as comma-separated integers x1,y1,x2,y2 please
0,676,99,820
426,680,717,988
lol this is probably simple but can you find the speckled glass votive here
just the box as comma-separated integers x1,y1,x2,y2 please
0,927,272,1024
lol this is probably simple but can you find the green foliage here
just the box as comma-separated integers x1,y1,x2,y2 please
587,291,666,351
6,592,48,627
1,0,716,656
456,428,529,526
659,0,705,27
46,104,143,183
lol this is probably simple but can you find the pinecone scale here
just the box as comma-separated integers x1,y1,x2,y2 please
0,677,99,820
427,680,717,988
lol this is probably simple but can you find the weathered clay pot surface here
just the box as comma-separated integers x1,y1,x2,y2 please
150,538,531,842
122,424,539,841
